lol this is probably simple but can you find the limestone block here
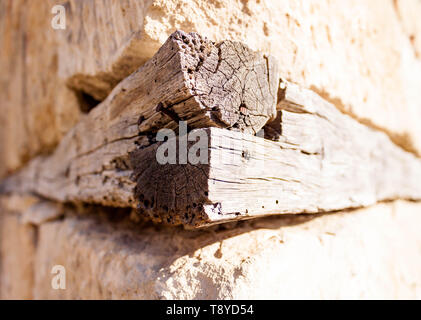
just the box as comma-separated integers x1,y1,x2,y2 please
32,201,421,299
0,212,36,299
0,0,81,177
1,0,421,301
2,0,421,177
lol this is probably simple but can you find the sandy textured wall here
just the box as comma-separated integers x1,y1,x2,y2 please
1,0,421,178
1,198,421,299
1,0,421,299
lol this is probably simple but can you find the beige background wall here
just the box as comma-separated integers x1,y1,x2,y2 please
1,0,421,299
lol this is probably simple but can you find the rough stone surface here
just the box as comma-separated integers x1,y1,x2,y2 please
2,0,421,177
0,212,36,299
1,200,419,299
0,0,81,177
1,195,421,299
1,0,421,300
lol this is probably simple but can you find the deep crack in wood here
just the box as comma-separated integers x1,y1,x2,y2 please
1,32,421,227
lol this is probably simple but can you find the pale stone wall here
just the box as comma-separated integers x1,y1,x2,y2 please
1,0,421,299
1,199,421,299
0,213,36,299
1,0,421,177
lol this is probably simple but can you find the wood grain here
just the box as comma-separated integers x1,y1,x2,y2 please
1,33,421,227
104,79,421,226
0,30,278,208
131,114,421,226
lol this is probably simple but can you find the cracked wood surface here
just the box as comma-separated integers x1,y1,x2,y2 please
0,30,278,208
1,32,421,227
131,79,421,225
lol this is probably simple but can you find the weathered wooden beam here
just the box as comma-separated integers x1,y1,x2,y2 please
4,78,421,227
2,32,421,227
129,79,421,226
0,30,278,208
130,122,421,227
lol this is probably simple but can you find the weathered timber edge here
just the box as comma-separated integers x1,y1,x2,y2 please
130,130,421,227
0,30,278,209
1,31,421,227
130,79,421,227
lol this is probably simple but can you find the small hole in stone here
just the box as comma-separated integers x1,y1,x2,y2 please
276,200,279,204
64,165,70,177
75,90,101,113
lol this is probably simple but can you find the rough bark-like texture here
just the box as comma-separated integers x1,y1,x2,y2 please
0,30,278,209
132,124,421,226
3,76,421,227
64,21,279,134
